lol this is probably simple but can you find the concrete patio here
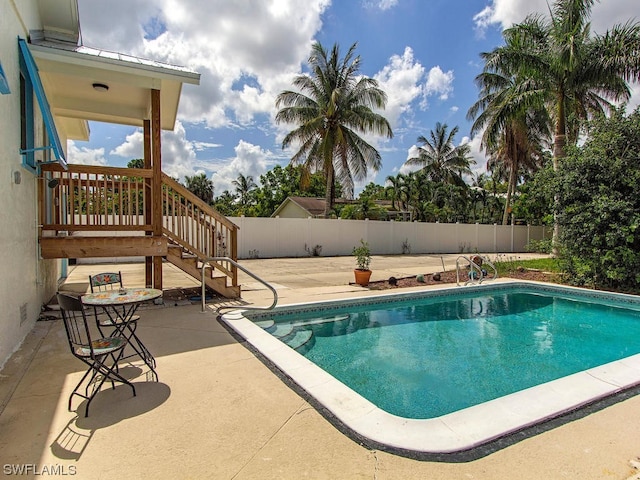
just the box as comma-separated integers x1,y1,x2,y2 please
1,254,639,479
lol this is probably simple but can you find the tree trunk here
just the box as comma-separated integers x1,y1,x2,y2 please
552,115,567,253
502,165,517,225
324,167,334,218
551,92,567,255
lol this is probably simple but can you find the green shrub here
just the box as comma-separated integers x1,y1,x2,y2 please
525,239,553,254
556,107,640,290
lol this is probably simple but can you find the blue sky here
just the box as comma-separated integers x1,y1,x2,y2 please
72,0,640,196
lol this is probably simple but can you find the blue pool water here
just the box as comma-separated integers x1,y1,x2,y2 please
253,287,640,419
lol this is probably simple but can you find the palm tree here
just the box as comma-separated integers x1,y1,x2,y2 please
275,42,393,217
232,173,256,209
479,0,640,237
384,175,402,211
184,173,213,204
468,44,550,224
404,123,474,187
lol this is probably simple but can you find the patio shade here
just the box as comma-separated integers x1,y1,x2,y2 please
18,37,67,170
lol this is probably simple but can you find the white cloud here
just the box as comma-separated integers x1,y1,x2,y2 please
362,0,399,10
627,82,640,112
68,142,107,166
464,135,489,178
109,120,199,181
424,66,454,102
397,144,420,175
210,140,272,195
472,0,640,109
473,0,640,35
373,47,426,130
78,0,331,129
193,141,222,151
375,0,399,10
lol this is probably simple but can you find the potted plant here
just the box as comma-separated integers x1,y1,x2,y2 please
352,239,372,286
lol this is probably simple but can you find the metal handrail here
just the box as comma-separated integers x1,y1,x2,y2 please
200,256,278,314
456,255,498,286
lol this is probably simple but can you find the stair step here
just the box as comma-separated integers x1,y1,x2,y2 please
270,323,294,339
254,319,275,330
287,330,315,353
164,240,240,299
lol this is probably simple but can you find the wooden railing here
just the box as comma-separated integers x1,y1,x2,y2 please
39,164,239,287
161,174,238,285
40,164,152,231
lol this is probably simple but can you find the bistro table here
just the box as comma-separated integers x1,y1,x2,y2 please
82,287,162,381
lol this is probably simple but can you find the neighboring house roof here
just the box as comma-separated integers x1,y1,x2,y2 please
272,197,327,217
272,196,410,219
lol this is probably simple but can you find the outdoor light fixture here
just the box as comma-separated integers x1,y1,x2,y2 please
92,82,109,92
47,178,59,188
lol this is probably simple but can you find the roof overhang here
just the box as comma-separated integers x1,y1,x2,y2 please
29,40,200,139
36,0,80,44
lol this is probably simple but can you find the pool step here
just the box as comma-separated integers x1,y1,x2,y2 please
254,319,275,330
269,323,294,339
290,314,350,327
287,330,315,354
255,319,316,354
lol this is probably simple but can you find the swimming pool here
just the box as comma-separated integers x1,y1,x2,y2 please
220,281,640,454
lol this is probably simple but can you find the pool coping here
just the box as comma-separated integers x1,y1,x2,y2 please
220,280,640,455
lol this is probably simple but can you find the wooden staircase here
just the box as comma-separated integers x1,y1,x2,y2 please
38,164,241,299
160,173,240,298
165,240,240,298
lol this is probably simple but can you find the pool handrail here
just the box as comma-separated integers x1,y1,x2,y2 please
199,256,278,314
456,255,498,286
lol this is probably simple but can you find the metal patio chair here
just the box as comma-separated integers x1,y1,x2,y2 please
89,272,149,366
57,293,136,417
88,271,140,330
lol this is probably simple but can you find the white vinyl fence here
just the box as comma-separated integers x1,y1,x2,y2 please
72,217,549,263
229,217,549,259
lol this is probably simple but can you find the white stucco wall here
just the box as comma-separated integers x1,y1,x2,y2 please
0,1,62,368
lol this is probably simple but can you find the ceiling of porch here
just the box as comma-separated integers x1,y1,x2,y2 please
30,40,200,140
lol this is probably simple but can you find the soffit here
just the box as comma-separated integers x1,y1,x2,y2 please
29,41,200,135
36,0,80,43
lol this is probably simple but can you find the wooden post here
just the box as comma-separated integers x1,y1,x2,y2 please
230,228,238,286
151,89,163,290
144,119,153,287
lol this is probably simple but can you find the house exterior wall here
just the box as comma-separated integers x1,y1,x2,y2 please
274,201,312,218
0,1,62,368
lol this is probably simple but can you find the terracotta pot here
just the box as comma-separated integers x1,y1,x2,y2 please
354,269,372,286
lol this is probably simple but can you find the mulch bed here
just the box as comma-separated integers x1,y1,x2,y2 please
160,269,562,299
367,268,561,290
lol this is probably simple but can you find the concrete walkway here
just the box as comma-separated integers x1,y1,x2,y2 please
1,254,639,479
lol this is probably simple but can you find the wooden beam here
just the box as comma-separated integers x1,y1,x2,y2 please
154,256,163,290
144,119,153,287
40,236,167,259
151,89,163,289
151,89,162,237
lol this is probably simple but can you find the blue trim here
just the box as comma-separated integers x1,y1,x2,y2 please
0,61,9,94
19,66,36,171
17,38,67,170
